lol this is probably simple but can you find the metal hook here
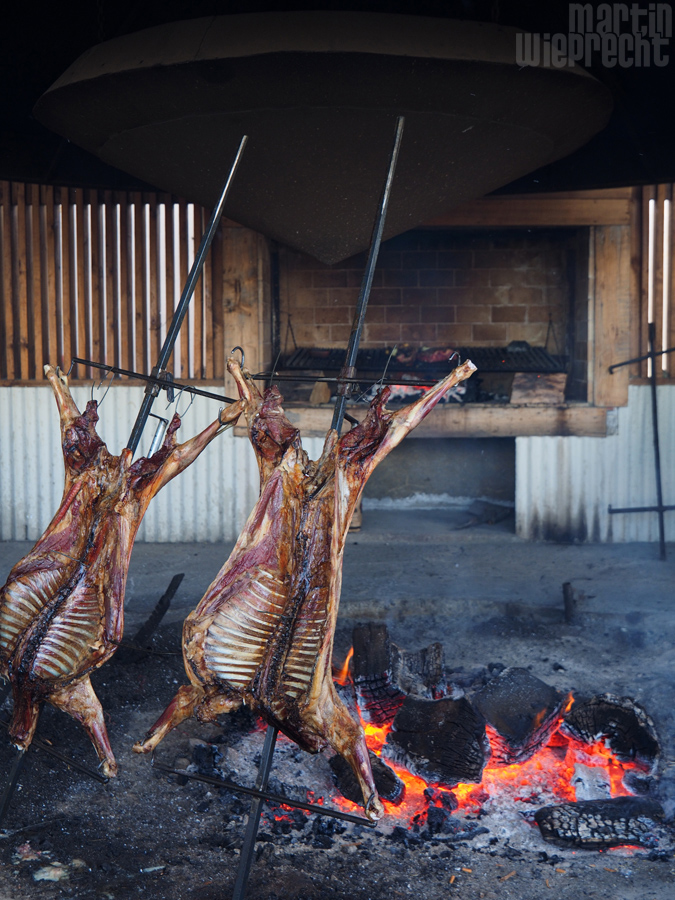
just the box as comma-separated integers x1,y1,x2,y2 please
447,350,461,366
169,384,196,419
231,346,245,366
90,367,115,406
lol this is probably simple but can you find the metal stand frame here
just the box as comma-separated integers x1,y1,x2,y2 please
608,322,675,559
228,116,405,900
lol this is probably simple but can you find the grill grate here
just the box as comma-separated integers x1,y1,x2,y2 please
281,345,566,375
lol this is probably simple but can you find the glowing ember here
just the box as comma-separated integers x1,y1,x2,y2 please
330,696,646,827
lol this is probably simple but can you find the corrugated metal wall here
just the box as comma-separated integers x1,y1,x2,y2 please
0,384,328,543
516,385,675,542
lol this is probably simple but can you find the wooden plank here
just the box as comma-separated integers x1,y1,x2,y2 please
628,186,643,378
103,191,117,368
191,203,204,379
25,184,42,380
70,188,87,373
117,192,132,372
178,199,190,379
41,185,58,369
87,190,102,370
11,183,29,379
243,402,609,439
146,193,160,367
203,208,216,379
423,192,632,228
221,225,260,395
0,181,13,379
56,188,71,372
159,195,173,373
591,225,631,407
132,193,146,373
510,372,567,404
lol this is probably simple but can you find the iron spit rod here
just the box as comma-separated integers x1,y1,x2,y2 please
127,135,248,455
151,759,375,827
608,343,675,372
648,323,667,560
70,358,237,405
232,725,278,900
331,117,405,434
609,504,675,514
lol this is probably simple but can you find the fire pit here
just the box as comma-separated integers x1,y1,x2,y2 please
0,513,673,899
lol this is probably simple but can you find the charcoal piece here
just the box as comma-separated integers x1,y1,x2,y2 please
381,696,489,787
424,786,458,811
561,694,660,774
330,750,405,806
534,797,665,848
352,623,406,725
473,667,570,765
426,805,453,835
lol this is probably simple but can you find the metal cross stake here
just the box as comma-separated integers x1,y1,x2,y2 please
229,115,405,900
608,322,675,560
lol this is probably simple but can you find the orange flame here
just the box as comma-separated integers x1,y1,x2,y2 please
336,647,354,685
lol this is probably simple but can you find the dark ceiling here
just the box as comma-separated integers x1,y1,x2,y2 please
2,0,674,195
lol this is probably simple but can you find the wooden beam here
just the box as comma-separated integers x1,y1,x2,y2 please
590,225,631,407
423,189,632,229
235,402,609,439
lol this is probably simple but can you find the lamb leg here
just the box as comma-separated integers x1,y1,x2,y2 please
48,676,117,777
308,679,384,821
133,685,241,754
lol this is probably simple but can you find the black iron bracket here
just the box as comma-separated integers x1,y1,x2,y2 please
608,323,673,559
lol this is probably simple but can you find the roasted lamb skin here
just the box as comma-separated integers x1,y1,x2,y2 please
135,356,476,817
0,365,242,774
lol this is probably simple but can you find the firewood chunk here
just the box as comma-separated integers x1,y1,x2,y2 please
473,667,570,765
534,797,666,848
330,749,405,806
561,694,660,774
381,696,489,787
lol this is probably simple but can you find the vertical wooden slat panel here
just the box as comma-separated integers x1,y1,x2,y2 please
208,216,222,381
116,193,131,371
191,203,204,379
41,185,58,368
87,190,102,370
67,188,85,370
132,193,146,374
161,195,175,373
103,192,117,367
146,194,160,368
179,199,190,379
0,181,13,379
56,188,71,372
11,183,29,379
26,184,42,379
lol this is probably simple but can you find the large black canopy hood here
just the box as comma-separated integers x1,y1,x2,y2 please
33,12,611,263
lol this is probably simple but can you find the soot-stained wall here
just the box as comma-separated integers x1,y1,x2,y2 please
363,437,515,505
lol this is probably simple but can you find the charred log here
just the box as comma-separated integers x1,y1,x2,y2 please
381,696,489,787
352,623,447,726
534,797,666,848
473,667,570,765
561,694,660,775
352,624,405,726
329,749,405,806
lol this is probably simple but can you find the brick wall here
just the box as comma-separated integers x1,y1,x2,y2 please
278,228,581,355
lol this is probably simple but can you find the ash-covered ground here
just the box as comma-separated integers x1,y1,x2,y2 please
1,508,674,900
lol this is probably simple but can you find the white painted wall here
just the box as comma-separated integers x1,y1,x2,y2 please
516,385,675,542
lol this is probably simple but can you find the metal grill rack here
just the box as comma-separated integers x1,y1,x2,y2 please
281,344,566,378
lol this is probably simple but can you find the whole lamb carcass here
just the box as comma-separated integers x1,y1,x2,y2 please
135,355,476,819
0,366,243,775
